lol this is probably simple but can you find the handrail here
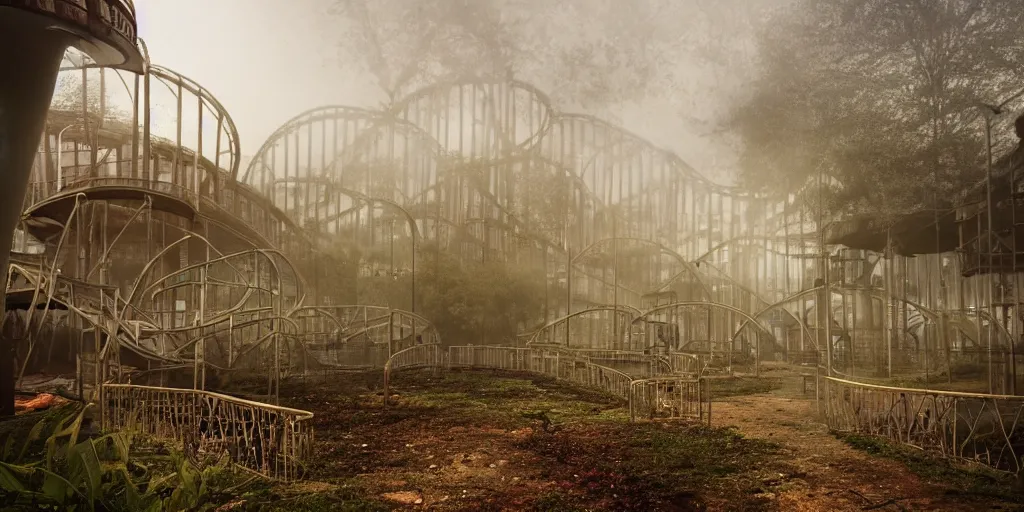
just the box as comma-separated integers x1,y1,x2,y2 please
103,383,314,418
418,345,711,424
823,377,1024,473
101,383,315,480
824,376,1021,400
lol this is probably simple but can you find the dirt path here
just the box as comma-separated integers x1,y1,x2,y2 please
713,374,1021,511
271,369,789,511
249,368,1020,511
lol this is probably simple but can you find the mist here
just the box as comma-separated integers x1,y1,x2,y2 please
2,0,1023,509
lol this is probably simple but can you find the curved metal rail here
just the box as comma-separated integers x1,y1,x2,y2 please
378,344,709,422
823,376,1024,474
101,383,314,480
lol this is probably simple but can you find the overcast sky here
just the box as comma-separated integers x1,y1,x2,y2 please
135,0,760,184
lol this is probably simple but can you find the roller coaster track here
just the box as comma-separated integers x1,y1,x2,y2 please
10,44,1008,389
6,31,1022,479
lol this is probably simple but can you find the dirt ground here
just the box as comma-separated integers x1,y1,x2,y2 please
713,364,1022,511
231,365,1023,511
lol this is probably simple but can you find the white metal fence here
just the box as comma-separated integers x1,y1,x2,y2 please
102,383,314,480
824,376,1024,474
386,344,710,423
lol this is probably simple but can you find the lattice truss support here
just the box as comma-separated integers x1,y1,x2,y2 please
6,46,1023,416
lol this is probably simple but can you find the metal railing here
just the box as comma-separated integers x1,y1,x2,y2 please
439,345,708,423
824,376,1024,473
666,352,702,375
382,344,445,403
448,345,530,371
101,384,314,480
510,344,697,377
385,343,444,372
564,349,674,377
630,377,710,423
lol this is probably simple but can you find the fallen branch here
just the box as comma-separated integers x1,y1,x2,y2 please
862,498,905,510
847,489,907,511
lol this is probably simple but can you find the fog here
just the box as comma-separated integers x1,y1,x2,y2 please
5,1,1024,508
137,0,775,184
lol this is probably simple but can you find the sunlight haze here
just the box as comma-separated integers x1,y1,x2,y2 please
136,0,751,182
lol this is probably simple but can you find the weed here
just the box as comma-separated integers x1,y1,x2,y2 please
531,491,587,511
836,432,1022,502
707,377,780,398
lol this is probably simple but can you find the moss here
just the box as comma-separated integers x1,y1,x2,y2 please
530,491,588,511
707,376,780,397
238,480,392,511
836,432,1022,502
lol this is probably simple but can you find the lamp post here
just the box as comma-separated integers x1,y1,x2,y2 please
565,220,572,347
981,107,997,395
56,123,81,191
976,87,1024,395
366,197,418,313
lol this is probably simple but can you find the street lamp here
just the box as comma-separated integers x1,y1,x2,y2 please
976,86,1024,395
56,123,81,192
366,197,418,313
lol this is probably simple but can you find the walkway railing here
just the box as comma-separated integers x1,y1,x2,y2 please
448,345,530,371
823,377,1024,473
388,344,709,424
101,384,314,480
515,344,697,377
382,344,445,403
385,343,444,372
630,377,710,422
666,352,702,375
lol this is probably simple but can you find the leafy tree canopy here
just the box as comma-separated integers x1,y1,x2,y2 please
729,0,1024,219
329,0,763,118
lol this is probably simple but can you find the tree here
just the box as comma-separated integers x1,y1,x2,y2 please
50,65,132,122
728,0,1024,218
348,241,547,344
321,0,782,336
328,0,749,116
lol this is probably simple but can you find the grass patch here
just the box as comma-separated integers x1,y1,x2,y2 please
836,432,1023,501
236,480,392,511
708,376,780,397
396,370,626,428
269,368,792,510
633,425,779,478
515,422,779,510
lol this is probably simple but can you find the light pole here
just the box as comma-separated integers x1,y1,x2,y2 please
976,87,1024,395
565,220,572,347
56,123,81,192
366,197,418,313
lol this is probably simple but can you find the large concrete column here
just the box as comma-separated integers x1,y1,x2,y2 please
0,1,141,416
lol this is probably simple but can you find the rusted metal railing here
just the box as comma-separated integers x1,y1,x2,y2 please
101,384,314,480
630,377,710,423
382,344,444,404
824,376,1024,473
384,343,444,372
666,352,703,375
443,345,708,423
448,345,530,370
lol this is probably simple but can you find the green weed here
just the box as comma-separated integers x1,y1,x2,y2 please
836,432,1022,502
